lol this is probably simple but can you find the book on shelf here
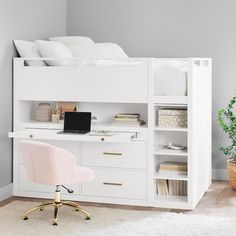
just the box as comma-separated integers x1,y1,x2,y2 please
156,179,187,196
159,161,187,178
158,170,187,176
115,113,140,119
112,113,145,127
159,161,187,172
111,120,145,127
115,117,140,122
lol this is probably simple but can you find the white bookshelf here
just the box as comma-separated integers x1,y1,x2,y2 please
148,58,212,210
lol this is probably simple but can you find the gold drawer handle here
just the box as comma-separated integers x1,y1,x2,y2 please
103,182,123,186
29,134,33,138
103,152,123,156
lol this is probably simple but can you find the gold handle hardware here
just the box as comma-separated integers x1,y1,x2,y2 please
103,182,123,186
29,134,33,138
103,152,123,156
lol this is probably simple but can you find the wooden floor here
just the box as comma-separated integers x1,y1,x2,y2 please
1,181,236,216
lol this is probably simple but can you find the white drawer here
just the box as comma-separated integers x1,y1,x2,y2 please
82,142,146,169
82,169,146,199
19,165,80,195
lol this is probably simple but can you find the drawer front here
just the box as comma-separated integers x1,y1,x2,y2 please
19,165,80,195
82,169,146,199
82,142,146,169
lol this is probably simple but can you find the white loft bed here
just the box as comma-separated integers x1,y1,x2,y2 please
10,57,212,210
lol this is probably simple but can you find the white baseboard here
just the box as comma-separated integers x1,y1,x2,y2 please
212,169,228,181
0,183,13,201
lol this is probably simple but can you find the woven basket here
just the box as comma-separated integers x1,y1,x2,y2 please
227,160,236,190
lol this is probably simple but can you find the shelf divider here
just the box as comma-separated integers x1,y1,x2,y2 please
154,172,188,181
154,126,188,132
154,147,187,156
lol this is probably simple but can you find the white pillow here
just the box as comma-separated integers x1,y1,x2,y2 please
49,36,94,46
70,43,128,60
154,61,188,96
13,40,46,66
94,43,128,59
36,40,73,66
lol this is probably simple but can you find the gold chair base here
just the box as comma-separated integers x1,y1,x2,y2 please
22,200,91,225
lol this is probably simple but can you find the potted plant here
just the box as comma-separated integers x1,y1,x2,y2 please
51,105,62,123
218,96,236,189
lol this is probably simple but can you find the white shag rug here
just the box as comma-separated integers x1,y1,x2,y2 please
0,201,235,236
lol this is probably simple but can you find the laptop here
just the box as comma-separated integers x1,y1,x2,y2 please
59,112,91,134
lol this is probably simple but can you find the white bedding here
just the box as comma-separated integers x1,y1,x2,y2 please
14,37,128,66
14,37,188,96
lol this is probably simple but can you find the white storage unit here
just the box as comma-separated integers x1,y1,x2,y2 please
10,57,212,209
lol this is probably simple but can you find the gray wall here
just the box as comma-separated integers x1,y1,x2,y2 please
0,0,67,188
67,0,236,172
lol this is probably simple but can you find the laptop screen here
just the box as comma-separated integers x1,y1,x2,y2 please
64,112,91,132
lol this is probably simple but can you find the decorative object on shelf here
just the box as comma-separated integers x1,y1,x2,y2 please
51,105,62,123
35,103,52,122
158,108,187,128
164,142,187,150
57,102,77,120
217,96,236,190
112,113,145,127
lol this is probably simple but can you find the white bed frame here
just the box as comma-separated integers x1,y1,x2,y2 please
10,57,212,210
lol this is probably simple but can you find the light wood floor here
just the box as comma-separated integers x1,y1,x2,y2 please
1,181,235,216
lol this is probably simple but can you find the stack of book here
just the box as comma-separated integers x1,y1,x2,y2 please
156,161,188,196
159,161,187,176
156,179,187,196
112,113,145,127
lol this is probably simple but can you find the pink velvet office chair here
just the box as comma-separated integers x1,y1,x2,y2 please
19,140,94,225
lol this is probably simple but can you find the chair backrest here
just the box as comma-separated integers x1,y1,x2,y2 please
20,140,76,186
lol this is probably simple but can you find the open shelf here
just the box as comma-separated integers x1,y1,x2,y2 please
154,172,188,181
24,121,148,133
154,126,188,132
153,96,188,105
154,147,187,156
24,121,63,130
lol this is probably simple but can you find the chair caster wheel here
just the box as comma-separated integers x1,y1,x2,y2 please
53,221,58,226
75,209,79,212
23,216,28,220
40,207,44,211
85,216,91,220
